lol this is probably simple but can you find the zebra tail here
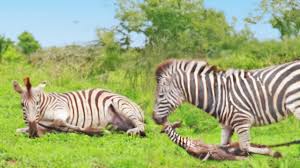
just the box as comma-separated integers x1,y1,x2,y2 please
266,140,300,148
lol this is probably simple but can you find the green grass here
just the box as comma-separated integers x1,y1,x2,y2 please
0,62,299,168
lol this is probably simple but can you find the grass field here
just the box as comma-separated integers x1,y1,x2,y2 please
0,61,299,168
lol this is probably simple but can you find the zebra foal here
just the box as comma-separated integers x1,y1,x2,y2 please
13,77,145,137
162,122,283,160
153,59,300,157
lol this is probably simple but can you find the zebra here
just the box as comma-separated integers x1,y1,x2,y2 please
162,121,253,160
13,77,145,137
163,122,282,160
152,59,300,157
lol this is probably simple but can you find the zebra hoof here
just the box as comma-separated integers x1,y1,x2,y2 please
139,131,146,137
83,127,102,136
126,128,145,137
272,151,282,158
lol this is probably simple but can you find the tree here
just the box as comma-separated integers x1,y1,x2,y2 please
246,0,300,39
17,31,41,55
270,9,300,39
0,35,13,61
90,29,122,75
116,0,233,58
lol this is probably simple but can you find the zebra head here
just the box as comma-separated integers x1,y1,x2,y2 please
13,77,46,137
153,60,185,125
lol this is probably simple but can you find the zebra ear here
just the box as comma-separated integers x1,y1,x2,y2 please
13,80,24,94
23,77,32,92
38,81,47,90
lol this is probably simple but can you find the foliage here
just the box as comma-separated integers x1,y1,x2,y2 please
30,29,124,80
0,35,13,61
116,0,233,59
30,44,101,79
2,45,23,62
246,0,300,38
92,29,122,75
270,8,300,39
17,31,41,55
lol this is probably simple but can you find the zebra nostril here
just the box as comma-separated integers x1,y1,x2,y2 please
152,113,167,125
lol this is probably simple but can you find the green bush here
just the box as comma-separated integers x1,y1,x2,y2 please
17,31,41,55
0,35,13,62
2,45,23,62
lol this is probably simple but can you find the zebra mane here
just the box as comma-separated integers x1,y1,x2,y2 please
155,59,224,82
155,59,174,81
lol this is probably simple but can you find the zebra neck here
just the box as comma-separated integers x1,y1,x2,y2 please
37,92,50,120
38,92,68,120
183,73,226,118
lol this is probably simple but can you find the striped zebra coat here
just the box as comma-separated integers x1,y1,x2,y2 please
153,59,300,156
163,122,252,160
162,122,282,160
13,77,145,137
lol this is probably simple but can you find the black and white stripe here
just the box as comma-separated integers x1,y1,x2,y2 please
20,88,145,136
163,123,248,160
153,59,300,155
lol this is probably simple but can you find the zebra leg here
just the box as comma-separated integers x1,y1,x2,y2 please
51,119,84,132
51,119,102,135
111,103,145,136
50,110,88,133
221,125,233,146
17,124,51,136
237,128,281,157
294,108,300,119
126,117,145,136
16,127,29,134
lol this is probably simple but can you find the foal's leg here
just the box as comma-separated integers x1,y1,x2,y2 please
16,127,29,134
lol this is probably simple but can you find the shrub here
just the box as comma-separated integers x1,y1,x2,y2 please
2,45,23,62
0,35,13,62
17,31,41,55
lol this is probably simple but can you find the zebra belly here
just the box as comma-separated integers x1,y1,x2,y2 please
109,110,135,131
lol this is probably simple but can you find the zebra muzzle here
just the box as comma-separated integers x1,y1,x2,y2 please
152,113,167,125
28,121,39,138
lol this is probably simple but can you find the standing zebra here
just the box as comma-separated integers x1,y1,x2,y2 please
13,77,145,137
153,59,300,156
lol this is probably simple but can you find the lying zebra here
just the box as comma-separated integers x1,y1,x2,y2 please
13,77,145,137
153,59,300,157
162,122,282,160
